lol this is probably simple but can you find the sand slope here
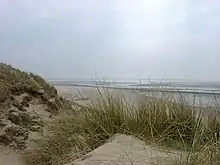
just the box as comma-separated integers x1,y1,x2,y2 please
0,146,24,165
65,134,185,165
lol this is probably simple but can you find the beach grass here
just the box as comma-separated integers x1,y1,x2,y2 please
23,87,220,165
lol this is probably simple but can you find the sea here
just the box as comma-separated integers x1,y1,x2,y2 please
49,79,220,107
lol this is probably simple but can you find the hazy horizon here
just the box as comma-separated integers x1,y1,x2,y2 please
1,0,220,81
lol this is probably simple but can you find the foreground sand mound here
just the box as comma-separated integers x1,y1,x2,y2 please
0,63,71,150
65,134,186,165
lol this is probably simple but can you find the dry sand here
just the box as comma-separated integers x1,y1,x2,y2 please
0,103,53,165
0,146,24,165
55,86,142,107
65,134,186,165
0,96,54,165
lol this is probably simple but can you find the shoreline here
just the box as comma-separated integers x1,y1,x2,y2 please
55,85,220,108
53,84,220,95
55,85,220,120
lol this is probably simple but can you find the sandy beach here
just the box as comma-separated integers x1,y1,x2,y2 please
55,85,143,107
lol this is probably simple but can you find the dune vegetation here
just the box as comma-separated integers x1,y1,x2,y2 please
24,88,220,165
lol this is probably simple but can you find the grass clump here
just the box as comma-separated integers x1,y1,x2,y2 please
24,88,220,165
0,63,57,101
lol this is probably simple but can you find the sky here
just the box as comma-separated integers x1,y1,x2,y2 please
0,0,220,81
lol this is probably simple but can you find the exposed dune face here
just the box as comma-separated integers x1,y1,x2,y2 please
0,64,73,165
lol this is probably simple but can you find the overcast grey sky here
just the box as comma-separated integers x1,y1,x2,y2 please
0,0,220,81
